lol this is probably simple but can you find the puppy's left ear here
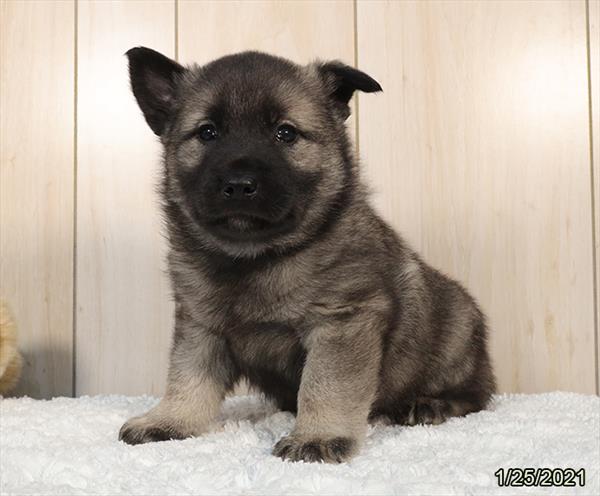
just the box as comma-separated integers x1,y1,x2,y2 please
317,62,382,120
126,46,186,136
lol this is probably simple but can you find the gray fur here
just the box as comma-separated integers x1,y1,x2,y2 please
119,48,496,463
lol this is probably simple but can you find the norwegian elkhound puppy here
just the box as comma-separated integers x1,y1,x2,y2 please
119,47,496,463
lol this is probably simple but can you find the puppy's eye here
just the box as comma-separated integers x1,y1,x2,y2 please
275,124,298,144
197,123,218,141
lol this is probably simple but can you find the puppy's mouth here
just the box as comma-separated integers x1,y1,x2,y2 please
207,210,296,241
222,214,270,232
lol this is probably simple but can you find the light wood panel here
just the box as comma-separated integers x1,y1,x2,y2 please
178,0,354,69
590,0,600,393
0,0,74,398
178,0,356,135
357,0,596,393
76,0,175,395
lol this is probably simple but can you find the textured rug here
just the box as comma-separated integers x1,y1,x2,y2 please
1,392,598,495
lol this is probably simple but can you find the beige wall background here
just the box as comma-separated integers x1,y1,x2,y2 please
1,0,598,398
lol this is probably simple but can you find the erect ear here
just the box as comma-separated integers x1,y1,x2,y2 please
317,61,382,120
126,47,186,136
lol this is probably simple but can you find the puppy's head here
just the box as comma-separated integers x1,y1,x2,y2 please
126,48,381,257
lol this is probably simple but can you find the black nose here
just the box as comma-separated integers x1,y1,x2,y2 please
221,176,258,200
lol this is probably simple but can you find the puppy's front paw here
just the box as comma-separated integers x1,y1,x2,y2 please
119,415,187,445
273,434,357,463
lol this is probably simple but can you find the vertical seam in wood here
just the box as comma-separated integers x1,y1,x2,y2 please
175,0,179,62
353,0,359,156
72,0,78,398
584,0,599,395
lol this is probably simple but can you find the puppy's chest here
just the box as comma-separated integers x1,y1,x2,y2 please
204,272,313,377
226,320,305,375
208,271,314,324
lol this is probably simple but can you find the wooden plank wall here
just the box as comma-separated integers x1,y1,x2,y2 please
76,0,175,395
589,0,600,390
0,0,598,398
0,0,74,398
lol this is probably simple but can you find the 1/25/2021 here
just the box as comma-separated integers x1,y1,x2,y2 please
495,468,585,487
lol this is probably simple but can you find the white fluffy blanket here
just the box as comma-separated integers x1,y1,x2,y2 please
1,392,598,495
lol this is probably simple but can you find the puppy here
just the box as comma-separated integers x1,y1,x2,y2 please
119,48,496,463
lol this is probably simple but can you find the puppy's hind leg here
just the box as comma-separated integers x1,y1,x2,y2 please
391,393,490,427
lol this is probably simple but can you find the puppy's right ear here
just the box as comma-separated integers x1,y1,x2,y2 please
126,47,185,136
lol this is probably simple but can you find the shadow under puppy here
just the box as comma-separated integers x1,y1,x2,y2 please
119,48,496,463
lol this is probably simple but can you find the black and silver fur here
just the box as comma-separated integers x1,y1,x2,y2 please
119,47,496,463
